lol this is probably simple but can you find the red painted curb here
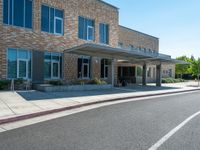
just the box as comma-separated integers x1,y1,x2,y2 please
0,88,200,125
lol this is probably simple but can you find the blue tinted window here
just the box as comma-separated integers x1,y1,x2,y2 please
55,9,63,18
41,5,50,32
9,0,13,24
99,23,109,44
18,49,28,59
13,0,24,27
78,16,94,40
7,48,31,79
44,52,62,79
78,16,84,39
3,0,8,24
106,25,109,43
50,8,54,33
25,0,32,28
55,18,62,34
41,5,64,35
3,0,32,28
99,24,104,43
7,49,17,78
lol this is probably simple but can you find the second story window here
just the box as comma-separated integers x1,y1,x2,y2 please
99,23,109,44
78,16,95,41
3,0,33,29
41,5,64,35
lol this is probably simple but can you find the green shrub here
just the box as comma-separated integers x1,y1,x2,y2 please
0,80,10,90
89,78,107,85
14,78,24,85
49,80,63,86
162,78,185,83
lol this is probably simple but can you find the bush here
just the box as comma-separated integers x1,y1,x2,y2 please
0,80,10,90
89,78,107,85
162,78,185,83
49,80,63,86
14,78,24,85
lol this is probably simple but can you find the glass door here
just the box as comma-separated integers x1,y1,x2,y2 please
83,63,89,78
17,59,28,79
52,61,60,79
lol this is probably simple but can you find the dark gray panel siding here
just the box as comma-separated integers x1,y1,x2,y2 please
32,50,44,84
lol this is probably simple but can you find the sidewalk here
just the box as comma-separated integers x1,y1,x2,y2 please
0,81,200,125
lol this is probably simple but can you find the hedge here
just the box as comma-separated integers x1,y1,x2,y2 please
162,78,185,83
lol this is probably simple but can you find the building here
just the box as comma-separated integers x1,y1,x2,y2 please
0,0,183,87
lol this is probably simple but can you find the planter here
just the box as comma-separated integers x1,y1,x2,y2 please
34,84,112,92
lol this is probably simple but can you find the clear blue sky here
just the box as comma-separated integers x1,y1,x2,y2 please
104,0,200,59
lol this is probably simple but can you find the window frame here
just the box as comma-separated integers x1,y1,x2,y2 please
41,4,64,35
54,16,64,35
78,16,95,41
51,61,60,79
7,48,32,80
3,0,33,29
44,52,62,80
99,23,109,44
17,58,29,79
87,25,94,41
78,56,91,79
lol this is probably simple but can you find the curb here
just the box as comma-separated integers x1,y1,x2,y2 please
0,88,200,125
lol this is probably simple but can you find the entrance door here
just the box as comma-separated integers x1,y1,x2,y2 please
17,59,28,79
118,66,136,83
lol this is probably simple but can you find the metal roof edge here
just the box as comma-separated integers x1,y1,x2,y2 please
119,25,159,40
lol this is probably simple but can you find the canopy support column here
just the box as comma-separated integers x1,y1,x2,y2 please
156,64,162,87
111,59,115,86
142,64,147,86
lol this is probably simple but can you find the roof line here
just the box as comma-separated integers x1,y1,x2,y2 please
98,0,119,10
119,25,159,39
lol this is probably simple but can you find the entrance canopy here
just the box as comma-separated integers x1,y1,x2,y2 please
64,43,187,65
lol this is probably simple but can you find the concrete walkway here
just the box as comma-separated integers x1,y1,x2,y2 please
0,81,199,124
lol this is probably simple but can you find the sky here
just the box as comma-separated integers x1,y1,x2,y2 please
104,0,200,59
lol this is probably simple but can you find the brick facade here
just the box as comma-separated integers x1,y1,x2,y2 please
0,0,118,83
0,0,175,85
118,26,159,51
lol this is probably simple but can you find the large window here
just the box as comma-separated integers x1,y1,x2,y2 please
41,5,64,35
78,57,91,79
78,16,95,41
99,23,109,44
101,59,109,78
44,52,62,79
7,48,32,79
3,0,33,29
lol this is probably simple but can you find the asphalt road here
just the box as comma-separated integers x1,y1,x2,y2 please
1,91,200,150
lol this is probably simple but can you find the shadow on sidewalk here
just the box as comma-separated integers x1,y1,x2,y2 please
17,85,179,101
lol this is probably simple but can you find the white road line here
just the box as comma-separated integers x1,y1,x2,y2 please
148,110,200,150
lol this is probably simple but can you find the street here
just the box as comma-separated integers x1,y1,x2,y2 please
1,91,200,150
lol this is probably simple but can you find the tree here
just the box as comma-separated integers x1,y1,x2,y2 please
175,56,190,78
190,59,200,87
